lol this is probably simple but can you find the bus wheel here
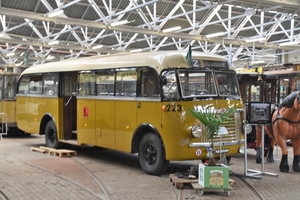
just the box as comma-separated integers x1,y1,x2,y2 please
45,121,60,149
138,133,169,175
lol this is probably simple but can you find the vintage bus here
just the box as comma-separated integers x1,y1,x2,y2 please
16,51,244,175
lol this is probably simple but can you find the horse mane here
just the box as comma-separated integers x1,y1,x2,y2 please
278,91,299,109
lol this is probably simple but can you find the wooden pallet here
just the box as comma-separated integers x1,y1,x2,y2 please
169,174,198,189
30,147,47,153
30,146,77,157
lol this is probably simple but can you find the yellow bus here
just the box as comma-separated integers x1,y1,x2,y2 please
16,51,244,175
0,72,19,136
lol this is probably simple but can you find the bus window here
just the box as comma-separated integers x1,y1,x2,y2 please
18,76,30,94
0,76,3,99
78,71,96,95
215,72,239,96
4,75,17,100
116,69,137,97
179,71,215,96
96,70,114,96
43,73,59,96
29,75,43,95
140,68,159,97
162,71,179,99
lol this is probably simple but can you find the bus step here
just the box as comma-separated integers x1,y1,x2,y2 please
72,130,77,134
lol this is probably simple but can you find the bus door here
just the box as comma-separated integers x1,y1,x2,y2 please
62,72,77,140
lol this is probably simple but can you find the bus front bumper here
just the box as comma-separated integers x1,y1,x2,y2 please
189,139,244,148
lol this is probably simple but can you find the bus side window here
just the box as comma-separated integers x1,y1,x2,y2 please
141,68,160,97
96,70,114,96
29,75,43,94
78,72,96,96
116,69,137,97
18,76,30,94
43,73,58,96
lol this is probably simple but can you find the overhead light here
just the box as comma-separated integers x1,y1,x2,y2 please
162,26,181,33
279,41,300,46
46,55,55,60
6,52,15,57
251,60,265,64
206,32,226,38
130,49,142,53
245,37,267,43
92,45,103,50
15,61,24,67
111,20,129,27
0,33,4,38
48,10,64,18
48,40,59,45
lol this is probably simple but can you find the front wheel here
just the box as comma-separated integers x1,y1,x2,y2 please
138,133,169,175
45,121,60,149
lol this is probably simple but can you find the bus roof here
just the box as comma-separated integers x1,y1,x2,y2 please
21,51,228,75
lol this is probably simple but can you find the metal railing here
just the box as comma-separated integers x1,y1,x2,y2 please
0,113,8,140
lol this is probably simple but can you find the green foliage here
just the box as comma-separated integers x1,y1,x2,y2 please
190,104,236,143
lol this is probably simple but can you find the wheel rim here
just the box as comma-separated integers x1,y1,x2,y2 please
144,142,157,166
47,127,56,146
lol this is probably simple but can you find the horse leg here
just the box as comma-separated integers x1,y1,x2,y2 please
277,138,289,173
267,137,276,163
292,139,300,172
255,126,262,164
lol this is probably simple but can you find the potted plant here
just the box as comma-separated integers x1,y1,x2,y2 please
189,104,236,191
190,104,236,165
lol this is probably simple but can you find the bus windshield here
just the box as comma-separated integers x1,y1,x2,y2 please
178,70,217,97
162,70,240,99
215,72,240,96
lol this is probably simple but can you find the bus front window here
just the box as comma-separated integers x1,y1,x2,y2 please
178,70,217,97
162,71,179,99
215,72,240,96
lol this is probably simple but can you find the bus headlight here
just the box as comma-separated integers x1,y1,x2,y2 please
239,146,245,154
244,124,252,134
191,125,202,138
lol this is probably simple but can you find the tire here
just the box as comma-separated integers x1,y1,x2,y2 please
138,133,169,175
45,121,60,149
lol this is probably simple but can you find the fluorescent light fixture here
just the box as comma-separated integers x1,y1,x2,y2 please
162,26,181,33
279,41,300,46
250,60,265,64
245,37,267,43
92,45,103,50
0,33,4,38
16,61,24,67
111,20,129,27
48,10,64,18
206,32,226,38
48,40,59,45
46,55,55,60
6,52,15,57
130,49,142,53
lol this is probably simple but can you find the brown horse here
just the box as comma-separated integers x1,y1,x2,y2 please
268,91,300,172
255,104,277,164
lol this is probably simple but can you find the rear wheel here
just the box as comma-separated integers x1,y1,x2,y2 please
138,133,169,175
45,121,60,149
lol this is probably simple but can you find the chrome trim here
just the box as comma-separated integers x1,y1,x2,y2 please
189,139,244,148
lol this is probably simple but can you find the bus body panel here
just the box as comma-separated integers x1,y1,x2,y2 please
16,96,28,131
114,100,136,152
95,99,115,148
1,101,17,127
16,96,61,135
77,99,96,145
161,99,244,161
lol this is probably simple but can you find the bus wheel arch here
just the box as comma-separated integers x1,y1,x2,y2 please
42,116,61,149
134,127,169,175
